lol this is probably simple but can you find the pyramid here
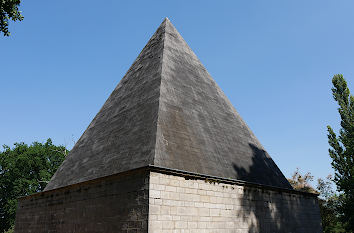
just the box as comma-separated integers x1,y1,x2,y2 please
45,18,291,191
15,18,322,233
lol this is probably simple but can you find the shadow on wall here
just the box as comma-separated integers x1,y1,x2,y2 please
233,144,292,189
232,143,322,233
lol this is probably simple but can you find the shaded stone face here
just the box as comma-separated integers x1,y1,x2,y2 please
45,18,292,191
15,170,150,233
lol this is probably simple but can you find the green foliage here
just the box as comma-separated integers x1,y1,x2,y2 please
327,74,354,232
0,0,23,36
4,226,13,233
317,176,346,233
0,139,67,233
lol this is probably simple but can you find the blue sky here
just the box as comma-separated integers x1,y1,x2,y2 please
1,0,353,183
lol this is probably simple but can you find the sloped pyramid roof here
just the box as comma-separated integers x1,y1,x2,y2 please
45,18,292,191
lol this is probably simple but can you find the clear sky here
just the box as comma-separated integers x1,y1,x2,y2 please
1,0,353,183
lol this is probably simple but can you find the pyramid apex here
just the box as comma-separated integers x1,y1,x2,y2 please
157,17,172,31
162,17,172,27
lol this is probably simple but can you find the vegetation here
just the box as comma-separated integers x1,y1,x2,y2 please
0,139,67,233
287,168,317,194
327,74,354,232
288,169,346,233
316,176,346,233
0,0,23,36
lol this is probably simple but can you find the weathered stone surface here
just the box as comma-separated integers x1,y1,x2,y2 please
45,18,291,191
15,169,322,233
149,171,323,233
44,20,165,191
155,19,291,189
15,170,149,233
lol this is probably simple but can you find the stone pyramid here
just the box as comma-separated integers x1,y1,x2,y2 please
15,18,322,233
45,18,291,191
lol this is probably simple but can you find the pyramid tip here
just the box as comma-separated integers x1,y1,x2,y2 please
164,17,170,22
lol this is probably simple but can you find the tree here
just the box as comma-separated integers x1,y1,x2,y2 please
0,139,67,233
0,0,23,36
317,175,346,233
287,168,318,194
327,74,354,232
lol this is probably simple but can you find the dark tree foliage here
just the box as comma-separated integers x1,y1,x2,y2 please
327,74,354,232
317,176,346,233
0,0,23,36
0,139,67,233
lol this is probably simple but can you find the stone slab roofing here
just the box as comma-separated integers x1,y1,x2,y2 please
45,18,292,191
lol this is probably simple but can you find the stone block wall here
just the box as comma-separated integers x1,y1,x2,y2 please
149,171,322,233
15,170,149,233
14,169,322,233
